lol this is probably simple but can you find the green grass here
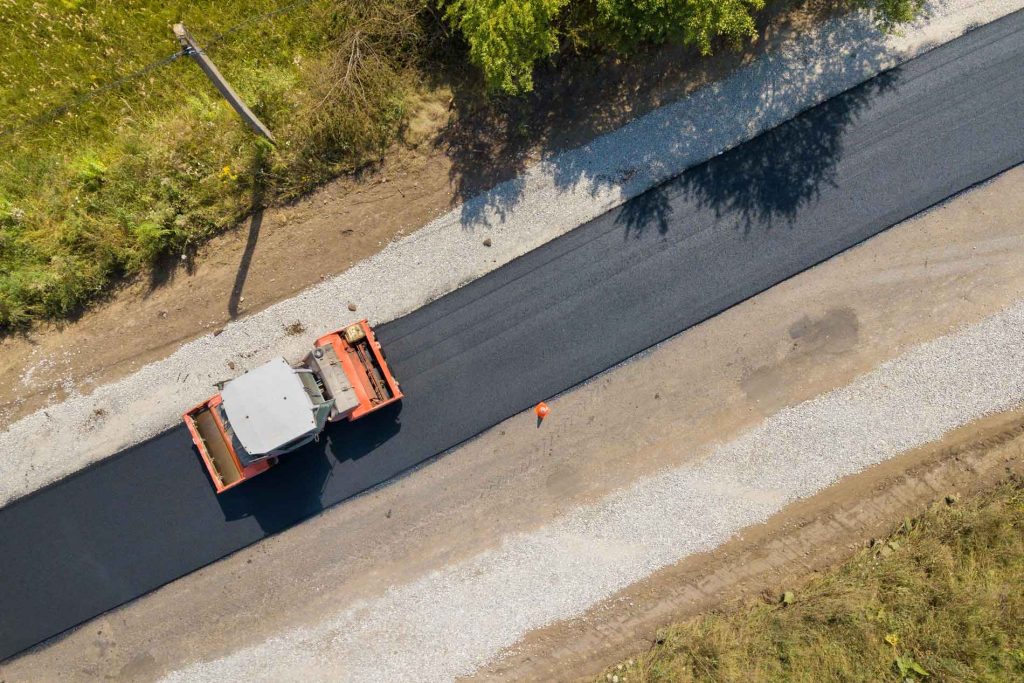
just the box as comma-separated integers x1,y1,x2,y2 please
604,480,1024,682
0,0,424,327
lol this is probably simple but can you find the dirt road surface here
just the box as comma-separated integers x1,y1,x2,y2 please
483,407,1024,682
2,164,1021,681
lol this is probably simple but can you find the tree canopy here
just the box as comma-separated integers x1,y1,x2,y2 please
441,0,925,95
441,0,569,94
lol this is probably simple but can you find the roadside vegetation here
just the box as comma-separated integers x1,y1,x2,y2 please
0,0,922,330
603,479,1024,682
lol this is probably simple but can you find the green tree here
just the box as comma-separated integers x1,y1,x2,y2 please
441,0,569,94
442,0,926,97
593,0,764,55
867,0,926,32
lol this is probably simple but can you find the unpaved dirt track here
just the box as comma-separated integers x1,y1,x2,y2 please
480,408,1024,682
1,12,1023,663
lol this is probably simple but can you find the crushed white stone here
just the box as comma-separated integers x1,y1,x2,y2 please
161,298,1024,683
1,0,1021,505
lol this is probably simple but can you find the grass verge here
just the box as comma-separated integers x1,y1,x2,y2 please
0,0,427,328
604,479,1024,682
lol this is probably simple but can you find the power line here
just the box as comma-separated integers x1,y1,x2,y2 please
0,49,185,139
203,0,320,49
0,0,324,140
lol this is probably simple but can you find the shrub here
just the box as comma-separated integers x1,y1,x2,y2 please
441,0,569,94
867,0,926,32
593,0,764,55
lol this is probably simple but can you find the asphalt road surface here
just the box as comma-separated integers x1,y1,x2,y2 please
2,11,1023,662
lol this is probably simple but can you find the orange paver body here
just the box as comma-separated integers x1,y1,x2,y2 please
314,320,403,421
182,320,401,494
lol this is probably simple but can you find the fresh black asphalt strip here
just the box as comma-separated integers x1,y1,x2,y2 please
2,10,1023,662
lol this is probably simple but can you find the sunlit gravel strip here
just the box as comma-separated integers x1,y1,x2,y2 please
2,0,1020,506
163,301,1024,682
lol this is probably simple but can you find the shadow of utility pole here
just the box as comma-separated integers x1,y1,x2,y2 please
228,202,264,319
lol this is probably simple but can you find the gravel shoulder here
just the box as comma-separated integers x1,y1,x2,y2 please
495,407,1024,682
2,165,1022,682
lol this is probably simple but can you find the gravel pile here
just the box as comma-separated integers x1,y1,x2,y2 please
162,298,1024,683
1,0,1019,506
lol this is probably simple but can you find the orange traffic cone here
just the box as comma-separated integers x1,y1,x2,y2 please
535,401,550,420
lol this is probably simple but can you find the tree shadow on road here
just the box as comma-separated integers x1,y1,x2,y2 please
614,67,900,239
434,7,899,233
676,69,900,235
616,189,674,238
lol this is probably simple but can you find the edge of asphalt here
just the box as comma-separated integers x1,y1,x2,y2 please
160,297,1024,681
1,0,1021,507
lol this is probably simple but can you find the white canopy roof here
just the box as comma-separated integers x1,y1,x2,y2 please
220,357,316,455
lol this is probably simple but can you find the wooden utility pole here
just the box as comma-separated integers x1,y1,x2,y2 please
173,23,276,143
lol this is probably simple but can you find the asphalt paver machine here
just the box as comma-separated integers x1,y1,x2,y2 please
183,320,402,493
